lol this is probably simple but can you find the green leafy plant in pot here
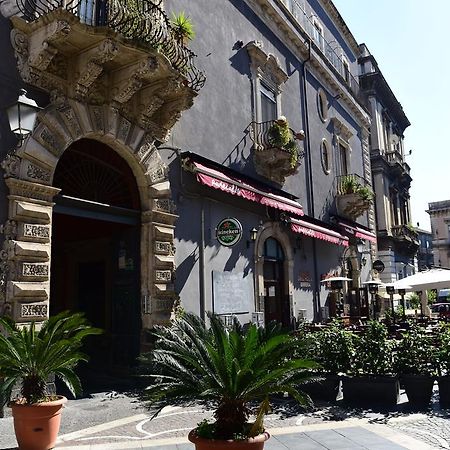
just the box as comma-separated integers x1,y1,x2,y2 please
394,323,438,408
0,311,102,450
268,117,299,169
343,321,399,406
141,312,317,449
301,320,355,401
170,11,195,45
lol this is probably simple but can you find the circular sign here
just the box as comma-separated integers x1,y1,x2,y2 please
373,260,385,273
216,218,243,247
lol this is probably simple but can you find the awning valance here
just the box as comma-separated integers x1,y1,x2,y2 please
290,217,349,247
189,160,304,216
338,220,377,243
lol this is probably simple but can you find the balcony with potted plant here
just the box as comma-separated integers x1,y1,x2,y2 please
248,117,305,185
335,174,374,220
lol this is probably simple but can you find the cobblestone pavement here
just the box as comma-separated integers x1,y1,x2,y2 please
1,388,450,449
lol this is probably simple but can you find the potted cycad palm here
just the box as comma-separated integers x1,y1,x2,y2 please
141,312,316,449
0,312,101,450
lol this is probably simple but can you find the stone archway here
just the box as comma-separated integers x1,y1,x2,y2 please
0,100,177,338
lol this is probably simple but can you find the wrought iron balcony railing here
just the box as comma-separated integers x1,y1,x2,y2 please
15,0,206,92
280,0,362,104
391,224,419,244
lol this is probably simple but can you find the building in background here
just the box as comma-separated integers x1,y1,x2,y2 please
428,200,450,268
359,44,418,283
416,228,433,271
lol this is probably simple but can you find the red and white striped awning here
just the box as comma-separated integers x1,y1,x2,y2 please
190,161,304,216
290,217,349,247
337,220,377,243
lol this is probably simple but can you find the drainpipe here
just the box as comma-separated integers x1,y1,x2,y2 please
157,146,205,321
301,40,321,322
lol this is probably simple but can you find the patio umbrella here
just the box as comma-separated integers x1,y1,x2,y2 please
393,268,450,292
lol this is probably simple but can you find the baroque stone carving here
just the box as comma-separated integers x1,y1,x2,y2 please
22,224,50,240
0,220,17,241
36,126,63,156
58,105,82,138
155,241,171,255
155,270,172,282
21,303,48,318
118,116,132,143
28,21,70,72
75,39,119,98
154,199,177,215
22,263,49,277
25,162,51,183
1,154,21,178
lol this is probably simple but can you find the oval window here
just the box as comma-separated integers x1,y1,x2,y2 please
321,138,331,174
317,88,328,122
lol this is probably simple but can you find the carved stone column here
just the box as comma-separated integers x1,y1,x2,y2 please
2,178,60,323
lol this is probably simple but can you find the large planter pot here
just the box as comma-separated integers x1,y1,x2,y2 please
439,376,450,408
300,375,341,402
10,395,67,450
402,374,435,407
188,429,270,450
342,375,399,407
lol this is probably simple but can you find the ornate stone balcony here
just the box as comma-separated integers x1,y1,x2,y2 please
391,224,420,246
335,174,373,221
8,0,205,141
248,119,305,185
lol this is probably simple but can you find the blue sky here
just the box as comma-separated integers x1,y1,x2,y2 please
332,0,448,231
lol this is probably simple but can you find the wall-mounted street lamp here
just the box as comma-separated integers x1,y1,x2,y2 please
6,89,40,141
250,227,258,242
362,280,384,319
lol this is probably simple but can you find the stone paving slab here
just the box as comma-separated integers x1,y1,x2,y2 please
0,389,445,450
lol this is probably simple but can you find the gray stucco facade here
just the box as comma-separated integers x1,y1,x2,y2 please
0,0,411,369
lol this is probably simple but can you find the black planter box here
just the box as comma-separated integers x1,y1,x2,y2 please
439,376,450,408
300,375,341,402
342,375,399,407
402,374,435,408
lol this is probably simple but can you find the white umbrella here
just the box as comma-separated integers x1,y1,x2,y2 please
393,268,450,292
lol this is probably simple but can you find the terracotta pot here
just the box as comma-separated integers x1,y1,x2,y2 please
188,429,270,450
11,395,67,450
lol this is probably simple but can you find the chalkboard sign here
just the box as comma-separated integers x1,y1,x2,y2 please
212,271,254,315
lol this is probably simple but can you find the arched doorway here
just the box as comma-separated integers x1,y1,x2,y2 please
50,139,141,372
263,237,290,327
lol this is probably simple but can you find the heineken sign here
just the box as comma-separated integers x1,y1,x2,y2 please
216,218,243,247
